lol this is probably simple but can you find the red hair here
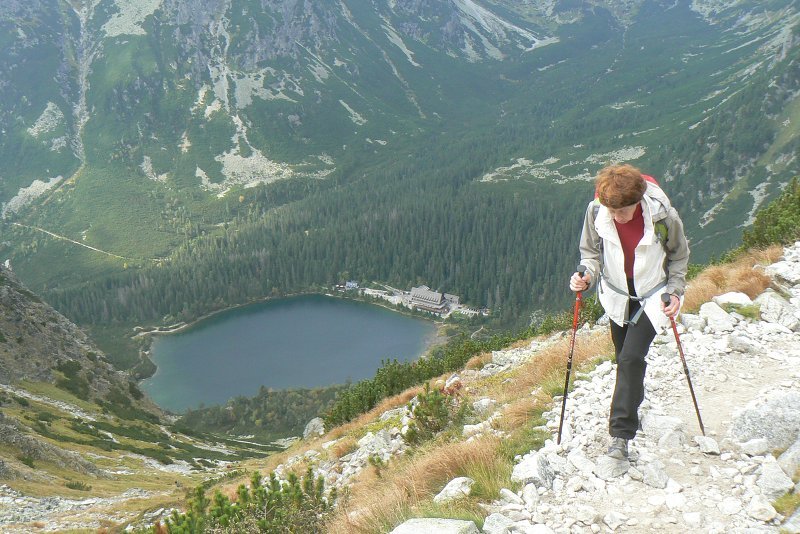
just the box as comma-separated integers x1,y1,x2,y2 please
595,164,647,209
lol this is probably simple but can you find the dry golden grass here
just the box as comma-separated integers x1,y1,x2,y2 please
499,397,542,431
495,332,613,406
325,437,500,534
330,435,359,460
326,387,424,442
683,246,782,312
465,352,492,370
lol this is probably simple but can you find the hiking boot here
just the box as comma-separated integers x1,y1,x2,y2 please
607,437,629,460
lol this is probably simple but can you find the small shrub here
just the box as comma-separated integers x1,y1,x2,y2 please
162,467,333,533
18,455,35,468
368,454,387,478
743,177,800,248
55,360,82,377
66,480,92,491
405,383,450,444
36,411,56,423
13,395,29,407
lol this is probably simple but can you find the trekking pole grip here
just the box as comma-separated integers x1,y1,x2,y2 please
661,292,671,305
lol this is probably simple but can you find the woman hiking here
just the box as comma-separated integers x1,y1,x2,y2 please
569,163,690,459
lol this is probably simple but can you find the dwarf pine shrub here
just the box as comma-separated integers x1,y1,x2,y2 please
159,467,333,533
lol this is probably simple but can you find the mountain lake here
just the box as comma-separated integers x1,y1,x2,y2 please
141,294,438,412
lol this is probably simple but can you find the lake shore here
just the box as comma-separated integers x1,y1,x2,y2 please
138,293,445,412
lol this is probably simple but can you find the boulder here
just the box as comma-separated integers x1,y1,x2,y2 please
303,417,325,440
433,477,475,504
754,289,800,331
511,452,555,489
641,413,684,441
757,461,795,500
482,513,515,534
730,391,800,451
739,438,770,457
698,302,736,332
765,261,800,285
680,313,706,331
778,439,800,480
390,518,480,534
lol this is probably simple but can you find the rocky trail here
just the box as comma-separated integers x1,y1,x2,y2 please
393,243,800,534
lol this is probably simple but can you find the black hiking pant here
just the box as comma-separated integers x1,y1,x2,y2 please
609,279,656,440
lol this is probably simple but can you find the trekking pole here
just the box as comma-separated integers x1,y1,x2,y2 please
661,293,705,436
557,265,586,445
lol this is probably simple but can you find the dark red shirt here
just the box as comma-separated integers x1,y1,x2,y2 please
614,203,644,279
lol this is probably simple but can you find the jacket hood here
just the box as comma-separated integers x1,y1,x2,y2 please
644,182,671,221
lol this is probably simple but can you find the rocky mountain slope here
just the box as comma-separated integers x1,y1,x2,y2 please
259,243,800,534
0,265,155,409
0,242,799,531
0,266,279,531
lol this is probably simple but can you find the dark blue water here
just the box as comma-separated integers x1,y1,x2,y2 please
141,295,436,412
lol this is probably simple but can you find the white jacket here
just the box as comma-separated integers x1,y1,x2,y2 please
579,182,690,331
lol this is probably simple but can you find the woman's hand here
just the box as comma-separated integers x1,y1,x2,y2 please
569,271,590,293
662,294,680,318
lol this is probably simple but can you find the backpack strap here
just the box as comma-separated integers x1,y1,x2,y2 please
599,276,667,325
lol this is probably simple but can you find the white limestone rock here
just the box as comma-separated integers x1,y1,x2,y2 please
594,455,630,481
641,460,669,489
433,477,475,504
521,483,540,511
699,302,736,332
683,511,703,527
755,289,800,331
567,449,596,476
778,438,800,479
747,494,777,522
604,511,628,531
512,452,555,489
498,488,524,506
473,398,498,417
713,292,754,307
482,513,515,534
694,436,721,455
680,313,706,331
783,508,800,534
513,525,555,534
730,391,800,451
718,496,742,515
766,260,800,285
757,461,795,500
303,417,325,439
641,413,684,441
658,429,686,450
